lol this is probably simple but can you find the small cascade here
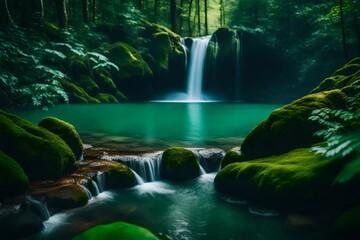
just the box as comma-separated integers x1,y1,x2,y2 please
80,185,93,200
26,197,50,221
108,155,162,182
235,30,243,101
186,35,211,101
91,179,100,196
180,38,188,71
96,172,106,192
131,169,145,185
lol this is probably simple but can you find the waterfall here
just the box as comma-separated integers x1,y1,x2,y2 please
26,197,51,221
180,38,188,71
80,185,93,200
131,169,145,185
186,35,211,101
106,154,162,183
96,172,106,193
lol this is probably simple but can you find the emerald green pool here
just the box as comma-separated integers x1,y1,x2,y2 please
11,103,280,151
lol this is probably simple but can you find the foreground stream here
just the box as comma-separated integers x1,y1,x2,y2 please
32,173,327,240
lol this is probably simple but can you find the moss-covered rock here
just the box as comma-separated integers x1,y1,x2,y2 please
333,205,360,240
60,79,101,104
241,90,347,160
72,221,160,240
114,90,129,102
215,148,342,213
311,58,360,94
43,21,64,42
94,69,118,95
141,20,186,92
0,151,29,200
31,183,88,212
77,159,136,189
0,110,77,180
95,93,119,103
160,147,201,181
69,57,89,78
221,148,243,169
104,41,153,100
38,117,83,160
76,75,100,97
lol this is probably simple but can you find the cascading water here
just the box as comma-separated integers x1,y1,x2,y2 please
180,38,188,71
96,172,105,193
186,35,211,101
26,197,51,221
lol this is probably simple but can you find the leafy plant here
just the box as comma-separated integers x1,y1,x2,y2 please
309,82,360,184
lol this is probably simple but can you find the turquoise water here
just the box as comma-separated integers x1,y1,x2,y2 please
11,103,280,151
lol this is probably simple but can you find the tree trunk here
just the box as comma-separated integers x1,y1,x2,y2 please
197,0,201,36
138,0,142,10
54,0,67,28
220,0,224,27
92,0,96,23
204,0,208,35
352,9,360,55
82,0,89,23
154,0,159,20
179,0,184,35
0,0,13,27
188,0,193,36
170,0,176,32
340,0,350,61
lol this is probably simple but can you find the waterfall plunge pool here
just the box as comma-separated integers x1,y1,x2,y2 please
11,102,281,151
12,103,330,240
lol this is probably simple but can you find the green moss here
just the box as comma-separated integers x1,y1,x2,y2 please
105,164,136,189
221,150,243,169
114,90,128,102
0,151,29,199
0,110,77,180
60,79,101,104
95,93,119,103
311,58,360,93
104,42,152,80
72,221,160,240
215,148,341,212
69,57,89,78
141,20,184,74
43,22,64,42
333,205,360,239
241,90,348,160
94,69,117,94
38,117,83,160
76,75,100,97
160,147,200,181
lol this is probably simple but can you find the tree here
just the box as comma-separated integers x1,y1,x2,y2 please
92,0,97,23
340,0,350,61
196,0,201,35
54,0,68,28
82,0,89,23
0,0,13,28
188,0,193,35
204,0,208,35
170,0,177,32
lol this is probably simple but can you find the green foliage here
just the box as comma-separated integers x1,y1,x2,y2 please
309,83,360,184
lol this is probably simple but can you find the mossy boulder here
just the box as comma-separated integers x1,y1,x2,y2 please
94,69,118,95
31,183,88,212
76,75,100,97
69,57,89,78
333,205,360,240
0,151,29,200
0,110,77,180
38,117,83,160
241,90,347,160
72,221,160,240
77,159,136,189
311,58,360,94
160,147,201,181
215,148,343,213
104,42,153,100
60,79,101,104
141,21,186,93
221,148,243,169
